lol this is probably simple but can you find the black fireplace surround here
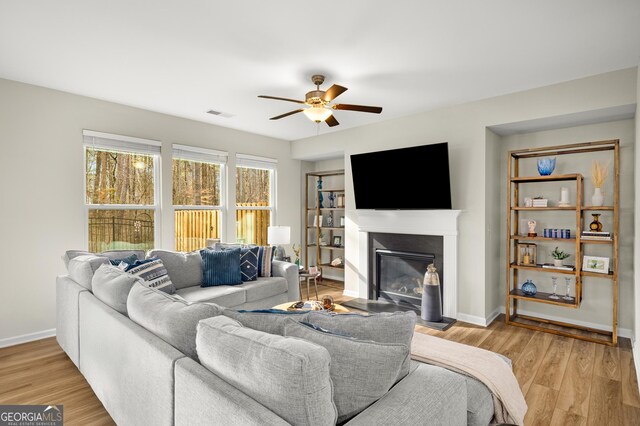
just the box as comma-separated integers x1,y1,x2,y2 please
369,233,444,312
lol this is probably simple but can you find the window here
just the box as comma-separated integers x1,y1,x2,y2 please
84,131,161,252
173,144,227,251
235,154,276,245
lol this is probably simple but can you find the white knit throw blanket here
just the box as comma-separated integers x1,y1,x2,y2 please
411,333,527,425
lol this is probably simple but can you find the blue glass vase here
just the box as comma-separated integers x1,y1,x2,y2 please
537,158,556,176
521,279,537,296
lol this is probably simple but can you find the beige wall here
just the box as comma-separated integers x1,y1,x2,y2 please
291,67,637,323
497,120,635,332
0,78,302,343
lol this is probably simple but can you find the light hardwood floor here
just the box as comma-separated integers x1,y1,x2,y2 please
1,280,639,425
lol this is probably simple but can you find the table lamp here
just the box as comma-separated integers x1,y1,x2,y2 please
268,226,290,260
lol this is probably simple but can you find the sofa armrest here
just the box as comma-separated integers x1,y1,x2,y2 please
344,363,468,426
271,260,300,301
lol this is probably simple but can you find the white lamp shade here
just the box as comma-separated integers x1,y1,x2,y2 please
303,106,333,122
267,226,290,245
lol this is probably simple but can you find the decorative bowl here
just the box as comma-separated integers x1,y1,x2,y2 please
537,157,556,176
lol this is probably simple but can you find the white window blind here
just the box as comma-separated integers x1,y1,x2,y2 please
236,153,277,170
172,144,228,164
83,130,161,155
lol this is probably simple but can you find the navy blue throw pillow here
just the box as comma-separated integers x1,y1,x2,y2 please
109,254,139,267
200,248,242,287
239,246,259,281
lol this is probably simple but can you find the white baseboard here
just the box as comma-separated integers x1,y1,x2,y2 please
456,313,489,326
632,338,640,396
0,328,56,349
498,306,633,339
342,290,360,298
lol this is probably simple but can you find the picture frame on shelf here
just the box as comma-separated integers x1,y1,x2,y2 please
337,194,345,208
332,236,342,247
582,255,610,274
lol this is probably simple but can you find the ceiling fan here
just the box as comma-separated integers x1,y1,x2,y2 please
258,74,382,127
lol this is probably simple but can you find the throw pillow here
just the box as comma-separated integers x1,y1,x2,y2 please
257,246,275,277
125,258,177,294
284,319,409,423
200,248,242,286
306,310,417,382
196,316,337,426
92,264,143,316
223,308,310,335
239,247,259,281
109,253,139,268
127,283,224,359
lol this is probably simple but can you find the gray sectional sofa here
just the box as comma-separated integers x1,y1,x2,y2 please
56,249,496,425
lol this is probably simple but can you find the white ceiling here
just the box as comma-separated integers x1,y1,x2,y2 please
1,1,639,141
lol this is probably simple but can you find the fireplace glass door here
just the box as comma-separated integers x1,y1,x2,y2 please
376,249,435,308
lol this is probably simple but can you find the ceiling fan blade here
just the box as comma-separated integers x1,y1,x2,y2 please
269,109,304,120
325,115,340,127
334,104,383,114
258,95,306,104
322,85,348,102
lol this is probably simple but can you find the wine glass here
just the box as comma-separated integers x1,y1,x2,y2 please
563,277,574,301
549,276,560,299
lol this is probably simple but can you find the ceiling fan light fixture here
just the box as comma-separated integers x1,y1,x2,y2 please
303,106,333,123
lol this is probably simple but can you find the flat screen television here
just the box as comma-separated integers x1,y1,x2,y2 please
350,142,452,209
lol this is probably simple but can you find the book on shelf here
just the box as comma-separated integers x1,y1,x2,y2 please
531,199,548,207
580,236,612,241
581,231,611,236
541,263,576,271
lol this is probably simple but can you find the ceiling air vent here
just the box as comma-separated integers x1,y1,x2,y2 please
206,109,234,118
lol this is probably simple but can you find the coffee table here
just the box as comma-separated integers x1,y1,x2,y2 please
272,301,349,313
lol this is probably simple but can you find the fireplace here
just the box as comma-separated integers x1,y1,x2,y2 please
376,249,435,310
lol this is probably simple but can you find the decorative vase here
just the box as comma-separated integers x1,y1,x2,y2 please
553,259,564,267
521,279,537,296
421,264,442,322
589,214,603,232
537,158,556,176
591,187,604,207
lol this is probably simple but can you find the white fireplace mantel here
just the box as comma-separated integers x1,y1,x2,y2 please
355,209,462,318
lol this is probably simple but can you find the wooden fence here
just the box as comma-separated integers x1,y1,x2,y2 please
235,203,270,247
175,202,270,251
175,209,221,252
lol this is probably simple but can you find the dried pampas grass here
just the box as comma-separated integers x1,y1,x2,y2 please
591,160,610,188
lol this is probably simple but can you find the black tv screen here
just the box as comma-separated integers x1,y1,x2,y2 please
350,142,452,209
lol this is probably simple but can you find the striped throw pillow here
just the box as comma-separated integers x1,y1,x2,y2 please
125,258,176,294
200,248,242,286
257,246,275,277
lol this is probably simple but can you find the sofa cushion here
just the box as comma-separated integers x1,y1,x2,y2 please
63,249,145,268
284,319,408,423
201,248,242,286
306,310,416,382
147,249,203,289
196,316,337,426
67,255,110,290
126,258,176,294
257,246,275,277
127,283,223,359
464,376,494,426
176,285,246,307
92,264,142,315
241,277,288,303
223,308,309,335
